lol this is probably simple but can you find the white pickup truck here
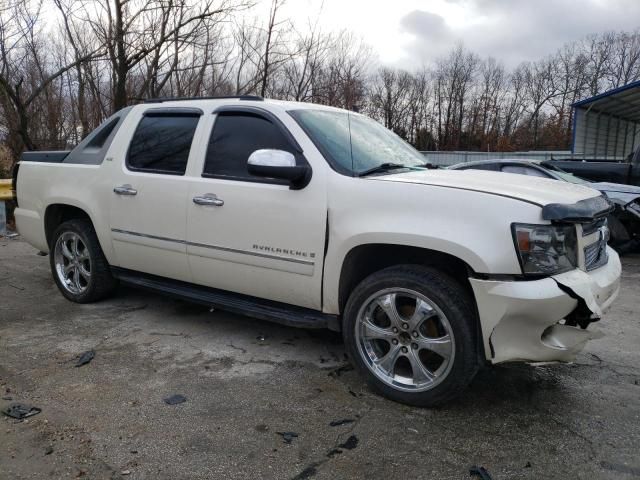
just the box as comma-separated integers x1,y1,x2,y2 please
14,96,621,406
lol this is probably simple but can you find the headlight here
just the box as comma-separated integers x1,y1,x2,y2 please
512,223,577,275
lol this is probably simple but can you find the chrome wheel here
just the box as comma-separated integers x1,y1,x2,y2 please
355,288,455,392
53,232,91,295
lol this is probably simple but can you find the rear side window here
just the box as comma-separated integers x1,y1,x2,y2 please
85,117,120,151
128,115,199,175
203,112,298,180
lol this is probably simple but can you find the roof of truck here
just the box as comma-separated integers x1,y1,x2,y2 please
139,95,348,114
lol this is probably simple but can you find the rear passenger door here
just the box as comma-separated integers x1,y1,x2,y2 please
185,107,327,310
109,108,203,282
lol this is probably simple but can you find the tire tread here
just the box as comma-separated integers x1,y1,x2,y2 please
342,264,479,407
50,219,117,303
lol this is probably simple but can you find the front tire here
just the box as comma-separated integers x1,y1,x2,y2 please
50,219,117,303
343,265,479,407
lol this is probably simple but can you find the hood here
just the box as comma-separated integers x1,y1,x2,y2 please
591,182,640,205
369,169,602,207
590,182,640,195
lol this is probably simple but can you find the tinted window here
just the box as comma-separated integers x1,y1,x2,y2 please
128,115,199,175
85,117,120,150
204,112,297,179
501,165,550,178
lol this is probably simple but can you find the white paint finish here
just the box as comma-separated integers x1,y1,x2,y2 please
185,173,327,308
12,207,45,251
471,276,578,363
184,108,328,310
15,161,116,260
470,248,621,363
320,172,547,313
554,247,622,316
108,176,191,281
106,107,202,281
15,97,623,365
376,168,601,206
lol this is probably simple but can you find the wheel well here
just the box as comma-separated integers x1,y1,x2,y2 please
44,204,91,247
338,244,474,314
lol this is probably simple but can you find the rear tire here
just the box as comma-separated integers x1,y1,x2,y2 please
343,265,478,407
50,219,117,303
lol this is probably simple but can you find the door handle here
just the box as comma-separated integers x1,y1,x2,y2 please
113,184,138,196
193,194,224,206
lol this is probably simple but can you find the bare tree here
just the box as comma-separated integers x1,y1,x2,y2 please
280,20,331,101
433,44,479,149
313,32,372,110
0,0,101,154
75,0,241,110
3,2,640,166
522,58,559,148
606,30,640,87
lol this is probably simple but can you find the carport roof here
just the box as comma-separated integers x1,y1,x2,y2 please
573,80,640,123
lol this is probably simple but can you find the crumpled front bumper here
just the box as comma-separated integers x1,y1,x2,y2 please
470,247,621,363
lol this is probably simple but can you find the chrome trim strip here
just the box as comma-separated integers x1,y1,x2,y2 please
111,228,186,244
186,240,314,265
111,228,315,266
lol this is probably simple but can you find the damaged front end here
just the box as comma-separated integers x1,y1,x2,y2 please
470,195,622,364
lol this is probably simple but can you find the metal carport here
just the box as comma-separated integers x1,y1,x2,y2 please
572,80,640,160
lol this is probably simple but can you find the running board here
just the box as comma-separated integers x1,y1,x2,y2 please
111,268,340,331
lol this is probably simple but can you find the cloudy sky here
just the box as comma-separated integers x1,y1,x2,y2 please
280,0,640,68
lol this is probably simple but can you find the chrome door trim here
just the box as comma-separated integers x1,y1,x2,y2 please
111,228,315,266
111,228,186,244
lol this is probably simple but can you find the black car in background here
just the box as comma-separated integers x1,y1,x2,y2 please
449,159,640,253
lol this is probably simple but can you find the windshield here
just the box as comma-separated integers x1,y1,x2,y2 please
289,109,426,176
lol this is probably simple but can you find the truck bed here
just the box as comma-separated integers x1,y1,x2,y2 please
20,151,71,163
544,159,635,185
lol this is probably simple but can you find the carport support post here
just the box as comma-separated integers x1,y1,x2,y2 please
594,111,602,159
582,105,595,159
604,114,611,160
613,117,620,159
622,120,629,157
0,201,6,237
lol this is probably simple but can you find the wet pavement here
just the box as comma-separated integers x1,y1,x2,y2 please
1,238,639,479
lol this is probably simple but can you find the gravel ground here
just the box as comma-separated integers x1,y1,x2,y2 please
1,237,639,480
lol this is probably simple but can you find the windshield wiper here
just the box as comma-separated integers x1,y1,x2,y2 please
413,163,440,169
357,163,407,177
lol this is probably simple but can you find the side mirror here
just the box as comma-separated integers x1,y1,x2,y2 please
247,149,311,189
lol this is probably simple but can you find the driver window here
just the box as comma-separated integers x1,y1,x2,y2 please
203,112,298,181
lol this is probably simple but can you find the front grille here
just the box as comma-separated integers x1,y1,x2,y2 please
582,218,606,236
582,218,609,271
584,241,608,270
